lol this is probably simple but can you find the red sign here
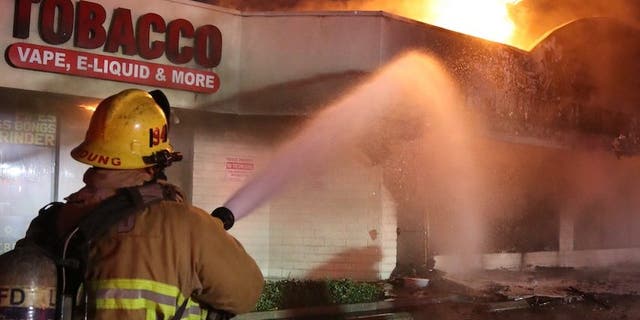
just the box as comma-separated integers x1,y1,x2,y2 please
225,157,255,181
13,0,222,68
7,42,220,93
226,161,255,171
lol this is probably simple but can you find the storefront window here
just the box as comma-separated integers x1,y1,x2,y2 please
0,111,56,253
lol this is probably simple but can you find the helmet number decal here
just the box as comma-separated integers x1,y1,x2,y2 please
149,125,168,147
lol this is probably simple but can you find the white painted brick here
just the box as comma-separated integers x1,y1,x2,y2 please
346,238,370,247
324,238,347,246
193,133,396,281
302,237,325,246
286,269,308,278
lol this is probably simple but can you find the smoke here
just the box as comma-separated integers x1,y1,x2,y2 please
201,0,640,50
293,0,640,50
559,151,640,253
205,0,412,12
510,0,640,49
291,0,419,13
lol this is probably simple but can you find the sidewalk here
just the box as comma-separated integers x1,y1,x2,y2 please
441,265,640,299
234,265,640,319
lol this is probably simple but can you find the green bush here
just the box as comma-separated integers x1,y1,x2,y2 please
254,279,385,312
327,279,384,305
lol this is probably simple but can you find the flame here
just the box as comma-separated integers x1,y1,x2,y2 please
421,0,521,44
78,104,97,112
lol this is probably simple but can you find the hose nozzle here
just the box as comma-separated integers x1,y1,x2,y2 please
211,207,235,230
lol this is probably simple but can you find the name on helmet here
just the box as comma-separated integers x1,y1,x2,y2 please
74,150,122,167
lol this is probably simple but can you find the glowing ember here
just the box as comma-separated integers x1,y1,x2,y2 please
78,104,97,112
422,0,521,44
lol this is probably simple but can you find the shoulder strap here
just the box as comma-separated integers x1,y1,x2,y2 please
16,202,64,254
76,183,166,241
172,297,190,320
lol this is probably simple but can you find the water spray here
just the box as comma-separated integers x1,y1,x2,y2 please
218,49,469,225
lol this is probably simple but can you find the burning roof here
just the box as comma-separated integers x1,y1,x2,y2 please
194,0,640,50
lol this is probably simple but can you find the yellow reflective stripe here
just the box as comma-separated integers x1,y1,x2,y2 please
96,298,174,310
88,279,203,320
96,298,176,320
188,300,207,320
90,278,181,297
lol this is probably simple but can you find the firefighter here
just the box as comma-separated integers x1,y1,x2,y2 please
18,89,264,319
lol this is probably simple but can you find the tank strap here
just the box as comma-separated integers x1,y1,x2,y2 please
75,183,168,241
15,202,64,254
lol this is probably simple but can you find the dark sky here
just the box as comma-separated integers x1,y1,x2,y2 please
193,0,640,49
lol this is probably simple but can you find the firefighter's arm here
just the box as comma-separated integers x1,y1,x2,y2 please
188,208,264,314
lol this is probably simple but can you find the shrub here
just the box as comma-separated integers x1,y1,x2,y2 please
254,279,385,312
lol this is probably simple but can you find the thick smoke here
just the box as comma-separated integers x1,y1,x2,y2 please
199,0,640,49
511,0,640,49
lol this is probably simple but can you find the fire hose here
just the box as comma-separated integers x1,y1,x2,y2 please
203,207,236,320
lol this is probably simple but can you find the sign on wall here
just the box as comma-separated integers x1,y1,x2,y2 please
7,0,222,93
0,112,56,147
225,157,255,181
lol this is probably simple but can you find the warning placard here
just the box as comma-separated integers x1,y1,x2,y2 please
225,157,255,181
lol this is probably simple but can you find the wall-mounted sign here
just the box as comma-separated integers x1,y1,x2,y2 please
9,0,222,93
0,112,56,147
225,157,255,181
7,42,220,93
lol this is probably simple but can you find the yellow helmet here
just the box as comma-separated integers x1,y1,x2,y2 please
71,89,182,169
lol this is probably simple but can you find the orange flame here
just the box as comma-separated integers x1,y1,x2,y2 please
419,0,521,45
78,104,97,112
291,0,526,48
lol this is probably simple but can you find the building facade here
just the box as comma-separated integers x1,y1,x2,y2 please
1,0,640,280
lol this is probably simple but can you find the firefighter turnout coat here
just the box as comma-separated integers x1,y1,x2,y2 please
85,199,264,319
20,168,264,320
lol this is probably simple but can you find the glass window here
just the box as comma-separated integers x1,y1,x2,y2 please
0,111,56,253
